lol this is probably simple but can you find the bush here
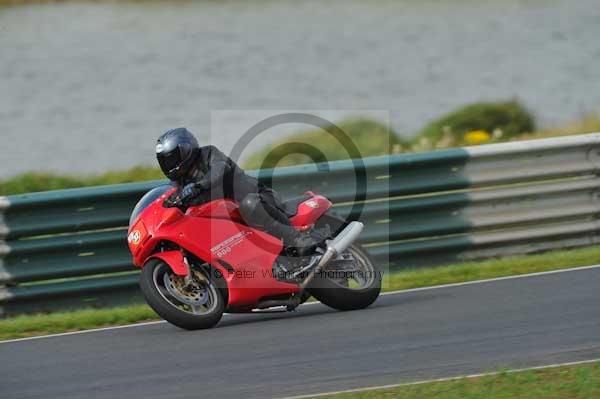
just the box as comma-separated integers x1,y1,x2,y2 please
412,100,535,150
243,117,403,169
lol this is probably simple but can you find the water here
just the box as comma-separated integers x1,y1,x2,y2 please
1,0,600,178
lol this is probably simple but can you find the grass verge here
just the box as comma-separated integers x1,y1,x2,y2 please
0,304,156,341
309,361,600,399
2,245,600,341
383,245,600,290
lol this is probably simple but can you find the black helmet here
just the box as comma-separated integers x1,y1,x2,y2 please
156,128,199,181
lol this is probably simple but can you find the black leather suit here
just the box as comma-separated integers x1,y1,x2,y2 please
183,146,299,245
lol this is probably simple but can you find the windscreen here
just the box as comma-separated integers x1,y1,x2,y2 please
129,185,173,227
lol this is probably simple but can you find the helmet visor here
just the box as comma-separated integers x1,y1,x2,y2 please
157,147,182,177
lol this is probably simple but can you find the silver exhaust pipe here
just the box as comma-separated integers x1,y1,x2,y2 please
329,221,364,256
299,221,364,290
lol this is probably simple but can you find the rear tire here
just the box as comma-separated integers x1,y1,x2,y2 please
307,243,381,311
140,259,225,330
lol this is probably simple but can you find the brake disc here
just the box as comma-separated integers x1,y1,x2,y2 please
163,273,209,307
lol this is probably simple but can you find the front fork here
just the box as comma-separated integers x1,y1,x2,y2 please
182,253,195,288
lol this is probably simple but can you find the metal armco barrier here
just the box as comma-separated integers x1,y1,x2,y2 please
1,133,600,316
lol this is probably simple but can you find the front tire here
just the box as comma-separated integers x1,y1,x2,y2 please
140,259,225,330
307,243,381,311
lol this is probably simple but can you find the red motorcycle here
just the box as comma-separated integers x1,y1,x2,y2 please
127,185,381,329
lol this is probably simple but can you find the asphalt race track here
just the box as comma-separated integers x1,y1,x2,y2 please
2,266,600,399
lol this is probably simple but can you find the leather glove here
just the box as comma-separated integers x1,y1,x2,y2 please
180,183,202,204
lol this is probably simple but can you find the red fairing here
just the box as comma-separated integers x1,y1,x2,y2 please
289,194,332,230
148,250,188,276
127,190,301,309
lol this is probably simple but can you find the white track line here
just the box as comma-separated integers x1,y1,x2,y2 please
280,358,600,399
2,263,600,345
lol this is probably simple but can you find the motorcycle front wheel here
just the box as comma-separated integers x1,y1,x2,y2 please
307,243,381,311
140,258,225,330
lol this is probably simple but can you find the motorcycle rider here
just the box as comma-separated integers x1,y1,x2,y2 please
155,127,318,256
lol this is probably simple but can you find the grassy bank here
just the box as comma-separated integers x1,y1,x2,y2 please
242,118,401,170
2,245,600,341
0,166,163,196
2,110,599,196
311,362,600,399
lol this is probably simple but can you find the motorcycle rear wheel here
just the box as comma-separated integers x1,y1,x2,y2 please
140,258,225,330
307,243,381,311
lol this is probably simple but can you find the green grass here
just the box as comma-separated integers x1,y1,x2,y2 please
3,109,600,196
310,362,600,399
2,245,600,341
0,166,164,196
0,304,156,340
383,245,600,290
242,117,401,170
